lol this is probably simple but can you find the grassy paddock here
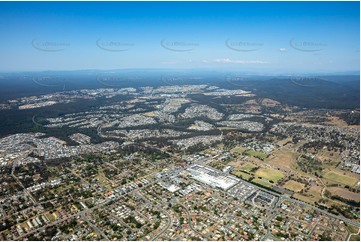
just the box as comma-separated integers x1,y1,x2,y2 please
244,149,267,160
231,170,253,180
255,168,285,182
253,178,273,188
328,187,360,202
323,171,358,187
239,163,258,173
230,146,246,154
283,180,305,192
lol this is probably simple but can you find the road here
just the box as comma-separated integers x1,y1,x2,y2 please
151,209,171,241
175,202,210,241
80,211,109,240
130,191,172,241
32,115,46,128
10,148,39,207
12,159,360,241
347,228,360,241
306,219,320,240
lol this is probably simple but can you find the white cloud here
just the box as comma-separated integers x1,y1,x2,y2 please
202,58,269,64
279,48,288,52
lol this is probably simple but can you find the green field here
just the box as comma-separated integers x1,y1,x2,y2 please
231,170,253,180
230,146,246,154
239,163,258,173
350,234,360,241
255,168,285,182
253,178,273,188
244,149,268,160
347,225,360,234
283,180,305,192
323,171,358,186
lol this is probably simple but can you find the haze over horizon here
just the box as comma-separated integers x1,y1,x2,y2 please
0,1,359,73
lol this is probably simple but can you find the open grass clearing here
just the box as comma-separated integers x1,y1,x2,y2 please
143,112,157,117
227,159,243,168
346,225,360,234
266,148,298,170
327,187,360,202
244,149,267,160
252,178,273,188
44,212,56,222
293,185,322,205
230,146,246,154
283,180,305,192
315,149,341,163
305,185,322,201
292,193,317,205
239,162,258,173
350,234,360,241
323,171,358,187
255,167,285,183
200,148,218,156
169,98,190,105
231,170,253,180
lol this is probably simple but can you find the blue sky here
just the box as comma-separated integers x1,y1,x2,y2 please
0,1,359,73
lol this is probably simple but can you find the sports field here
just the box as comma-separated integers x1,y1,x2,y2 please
323,171,358,187
255,168,285,182
283,180,305,192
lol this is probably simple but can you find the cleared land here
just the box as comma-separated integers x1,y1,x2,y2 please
350,234,360,241
292,193,316,205
169,98,190,105
327,187,360,202
255,168,285,183
323,171,358,187
266,148,298,170
227,160,243,168
231,170,252,180
143,112,157,117
239,163,258,173
230,146,246,154
292,185,323,206
244,149,267,160
201,149,218,156
252,178,273,188
304,185,323,203
283,180,305,192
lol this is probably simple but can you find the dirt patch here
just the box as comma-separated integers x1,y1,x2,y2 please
244,99,257,105
227,160,244,169
327,187,360,202
324,115,359,129
266,148,298,171
261,98,280,107
283,180,305,192
293,185,322,205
